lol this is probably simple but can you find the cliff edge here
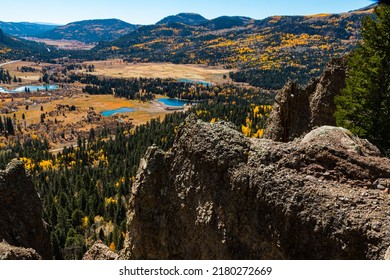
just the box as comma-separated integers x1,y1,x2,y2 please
119,116,390,260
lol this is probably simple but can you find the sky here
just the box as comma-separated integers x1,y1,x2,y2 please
0,0,374,25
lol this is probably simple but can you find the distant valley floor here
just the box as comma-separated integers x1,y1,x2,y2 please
80,60,233,84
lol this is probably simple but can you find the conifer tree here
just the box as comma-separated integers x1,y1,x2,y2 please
335,3,390,151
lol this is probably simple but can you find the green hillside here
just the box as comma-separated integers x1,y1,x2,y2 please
94,8,373,89
0,21,59,37
0,28,62,59
36,19,138,43
156,13,207,25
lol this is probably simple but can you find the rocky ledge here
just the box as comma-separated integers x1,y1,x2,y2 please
0,160,52,259
119,116,390,260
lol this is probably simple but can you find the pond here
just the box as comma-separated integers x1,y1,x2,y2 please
177,79,213,86
101,107,135,117
11,85,59,93
157,98,191,107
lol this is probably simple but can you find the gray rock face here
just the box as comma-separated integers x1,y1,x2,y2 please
385,246,390,260
0,160,52,259
82,241,118,260
264,57,347,142
0,242,42,260
120,117,390,260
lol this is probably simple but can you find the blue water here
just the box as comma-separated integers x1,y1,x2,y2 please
178,79,213,86
0,87,7,93
101,107,135,117
10,85,59,93
158,98,190,107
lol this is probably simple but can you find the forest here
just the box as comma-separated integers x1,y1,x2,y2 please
0,75,274,259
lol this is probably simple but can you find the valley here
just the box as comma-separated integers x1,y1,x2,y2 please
0,59,206,151
1,1,389,263
26,38,96,50
79,60,231,83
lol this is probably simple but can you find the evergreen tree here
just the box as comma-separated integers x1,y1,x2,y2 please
335,4,390,151
5,117,14,135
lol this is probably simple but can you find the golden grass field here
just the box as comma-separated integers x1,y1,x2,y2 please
82,60,232,83
7,94,169,127
27,38,96,50
1,61,43,86
1,59,221,149
2,60,206,130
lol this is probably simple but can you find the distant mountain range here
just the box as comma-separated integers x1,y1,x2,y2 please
0,21,59,37
0,6,375,88
94,7,374,88
35,19,138,43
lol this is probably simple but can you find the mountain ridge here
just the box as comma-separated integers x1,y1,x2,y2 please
0,21,59,38
156,13,207,25
0,28,59,59
94,8,372,89
36,18,138,43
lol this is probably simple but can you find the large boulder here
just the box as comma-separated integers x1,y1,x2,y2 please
119,117,390,260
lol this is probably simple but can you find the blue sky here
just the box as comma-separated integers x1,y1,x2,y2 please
0,0,374,25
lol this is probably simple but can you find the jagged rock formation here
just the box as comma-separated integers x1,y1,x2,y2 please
0,160,52,259
119,116,390,260
264,57,347,142
0,242,42,260
83,241,118,260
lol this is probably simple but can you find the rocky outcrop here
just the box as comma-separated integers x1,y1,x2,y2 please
0,242,42,260
0,160,52,259
83,241,118,260
120,116,390,260
264,57,347,142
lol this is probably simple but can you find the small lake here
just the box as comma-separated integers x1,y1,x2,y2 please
158,98,191,107
11,85,59,93
101,107,135,117
178,79,213,86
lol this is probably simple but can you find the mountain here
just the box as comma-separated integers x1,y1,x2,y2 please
349,3,376,12
0,21,59,37
156,13,207,25
95,8,372,89
0,28,58,59
36,19,138,43
198,16,252,30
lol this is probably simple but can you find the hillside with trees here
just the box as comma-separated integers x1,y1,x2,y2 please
0,21,59,37
36,19,138,43
94,7,373,89
156,13,207,25
0,28,63,59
